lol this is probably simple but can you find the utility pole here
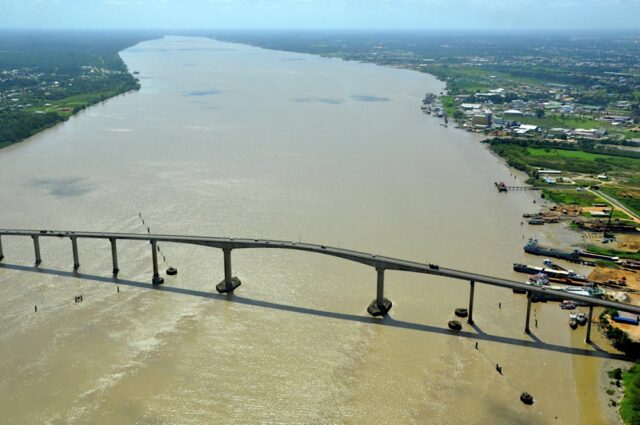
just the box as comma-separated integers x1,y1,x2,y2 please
603,205,614,240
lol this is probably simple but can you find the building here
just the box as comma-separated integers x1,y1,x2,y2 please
538,169,562,175
515,124,538,135
548,128,569,137
560,105,574,113
504,109,523,118
571,128,606,139
472,113,492,126
460,103,481,111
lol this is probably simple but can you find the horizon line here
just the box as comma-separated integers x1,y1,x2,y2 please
1,26,640,34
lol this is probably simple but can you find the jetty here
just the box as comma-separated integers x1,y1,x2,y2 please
494,182,576,192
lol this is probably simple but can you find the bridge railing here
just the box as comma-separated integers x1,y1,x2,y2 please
1,228,637,343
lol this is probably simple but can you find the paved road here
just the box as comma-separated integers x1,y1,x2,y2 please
591,188,640,223
2,228,640,315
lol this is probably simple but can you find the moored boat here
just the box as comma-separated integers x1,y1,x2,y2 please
514,263,587,283
524,238,581,263
569,318,578,329
577,312,587,326
528,273,549,286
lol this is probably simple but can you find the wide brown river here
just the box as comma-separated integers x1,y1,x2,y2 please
0,36,621,424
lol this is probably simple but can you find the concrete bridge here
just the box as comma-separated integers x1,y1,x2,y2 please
1,228,639,343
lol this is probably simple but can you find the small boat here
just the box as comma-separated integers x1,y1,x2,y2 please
577,312,588,326
528,218,545,225
560,300,576,310
569,313,579,329
569,318,578,329
520,392,534,405
528,273,549,286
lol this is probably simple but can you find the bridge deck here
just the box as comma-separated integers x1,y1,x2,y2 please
1,228,639,315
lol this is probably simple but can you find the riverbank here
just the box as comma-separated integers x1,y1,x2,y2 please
482,137,640,218
0,34,628,424
0,30,152,149
0,35,581,423
202,34,628,425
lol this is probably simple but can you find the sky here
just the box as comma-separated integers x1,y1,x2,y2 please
1,0,640,30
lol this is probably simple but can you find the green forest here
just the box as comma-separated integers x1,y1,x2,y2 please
0,30,157,147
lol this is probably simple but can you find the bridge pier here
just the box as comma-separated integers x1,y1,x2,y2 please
524,291,532,334
151,240,164,285
367,267,392,317
216,248,241,293
0,235,4,261
586,305,594,344
468,280,475,325
71,237,80,271
32,235,41,266
110,238,119,275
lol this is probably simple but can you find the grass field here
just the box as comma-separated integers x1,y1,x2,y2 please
521,115,612,130
587,245,640,261
542,189,606,206
527,148,611,161
621,363,640,424
580,210,630,220
25,90,125,118
600,186,640,217
440,95,457,117
526,147,640,174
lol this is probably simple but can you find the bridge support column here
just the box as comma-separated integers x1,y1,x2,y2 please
71,237,79,271
110,238,119,275
216,248,241,293
468,280,475,325
32,235,41,266
586,305,594,344
151,240,164,285
367,267,392,317
0,235,4,261
524,291,532,334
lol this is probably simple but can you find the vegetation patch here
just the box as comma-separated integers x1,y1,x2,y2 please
521,115,612,130
485,138,640,176
542,189,604,206
587,245,640,262
600,186,640,218
0,31,152,148
599,312,640,358
621,363,640,425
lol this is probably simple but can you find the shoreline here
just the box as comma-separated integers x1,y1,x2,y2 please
0,33,624,424
173,35,628,425
0,86,141,151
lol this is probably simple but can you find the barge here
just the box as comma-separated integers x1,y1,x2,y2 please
513,263,588,283
524,238,581,263
523,280,605,304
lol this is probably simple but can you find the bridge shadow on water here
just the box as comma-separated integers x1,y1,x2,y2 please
1,262,628,361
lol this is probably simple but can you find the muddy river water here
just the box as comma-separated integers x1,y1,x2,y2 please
0,36,619,424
